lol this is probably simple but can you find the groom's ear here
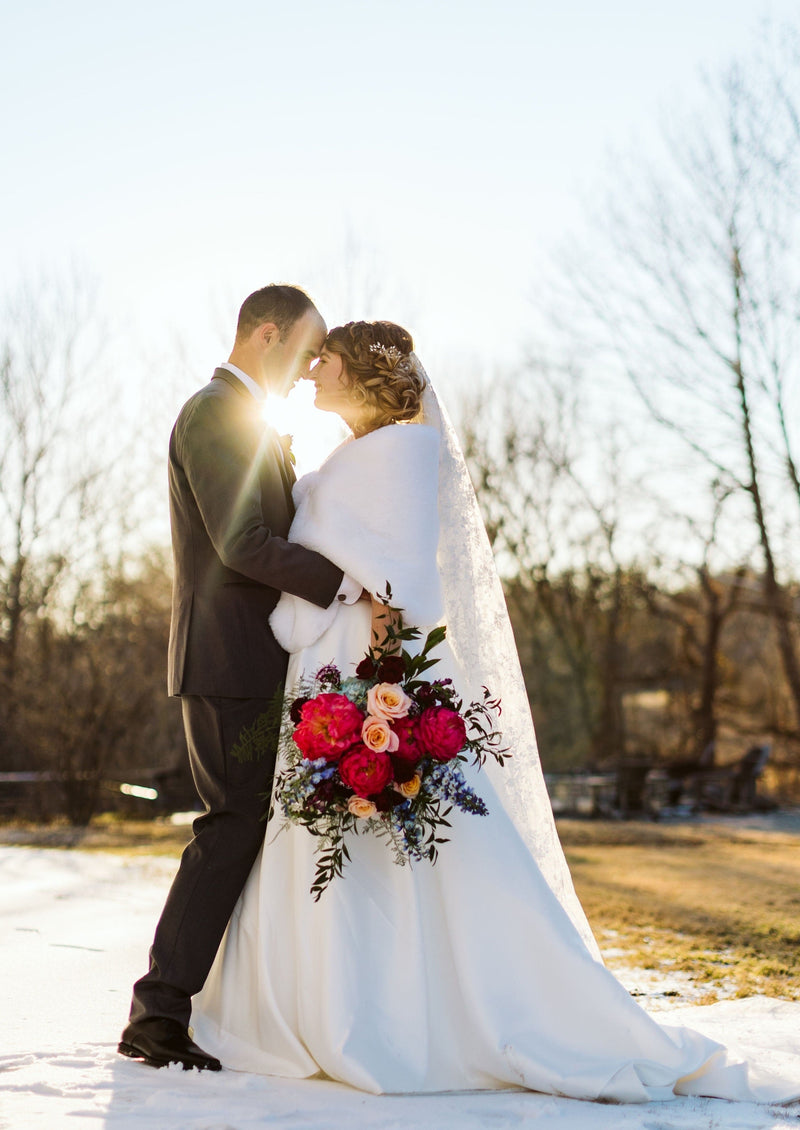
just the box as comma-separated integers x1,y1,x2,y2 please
256,321,281,350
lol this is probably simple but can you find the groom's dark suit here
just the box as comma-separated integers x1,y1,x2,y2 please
127,368,344,1029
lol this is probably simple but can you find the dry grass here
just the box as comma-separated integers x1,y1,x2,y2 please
559,819,800,1001
2,813,799,1000
0,813,194,856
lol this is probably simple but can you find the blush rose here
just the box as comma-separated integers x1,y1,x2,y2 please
366,682,412,722
362,716,400,754
347,796,378,819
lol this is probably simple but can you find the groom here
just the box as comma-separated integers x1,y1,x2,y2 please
120,285,359,1071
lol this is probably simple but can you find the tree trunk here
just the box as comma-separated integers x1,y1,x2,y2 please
693,569,722,757
595,567,626,765
731,238,800,731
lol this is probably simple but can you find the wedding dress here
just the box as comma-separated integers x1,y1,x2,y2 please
191,375,800,1104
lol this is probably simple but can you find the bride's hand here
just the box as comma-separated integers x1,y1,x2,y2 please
369,595,402,654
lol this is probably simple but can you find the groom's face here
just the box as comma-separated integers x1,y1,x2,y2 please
266,310,327,397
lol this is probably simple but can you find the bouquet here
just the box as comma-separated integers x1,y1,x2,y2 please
269,612,507,900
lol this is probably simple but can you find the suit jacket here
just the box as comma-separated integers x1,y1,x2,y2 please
167,369,344,698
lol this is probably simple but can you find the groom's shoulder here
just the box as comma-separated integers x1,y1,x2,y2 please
171,378,243,457
177,372,237,422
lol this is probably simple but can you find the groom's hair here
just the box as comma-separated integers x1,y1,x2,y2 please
235,284,316,343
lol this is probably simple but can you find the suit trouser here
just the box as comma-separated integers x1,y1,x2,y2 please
127,694,275,1029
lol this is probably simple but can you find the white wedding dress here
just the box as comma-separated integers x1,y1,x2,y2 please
191,380,800,1104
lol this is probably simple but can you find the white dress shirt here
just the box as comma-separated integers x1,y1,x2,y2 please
219,361,265,402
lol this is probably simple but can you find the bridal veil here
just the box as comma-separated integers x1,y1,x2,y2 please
416,361,600,958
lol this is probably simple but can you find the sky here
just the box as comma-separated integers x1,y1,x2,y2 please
3,0,798,383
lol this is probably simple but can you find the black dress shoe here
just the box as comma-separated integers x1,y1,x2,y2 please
118,1017,221,1071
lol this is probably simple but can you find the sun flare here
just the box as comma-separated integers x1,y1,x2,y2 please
264,381,349,476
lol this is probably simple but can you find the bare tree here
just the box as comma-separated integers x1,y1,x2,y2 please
0,273,104,691
641,486,754,761
0,272,154,790
16,549,183,824
555,23,800,737
460,359,656,767
459,349,783,776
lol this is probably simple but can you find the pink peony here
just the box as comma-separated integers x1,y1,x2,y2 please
416,706,467,761
338,744,394,797
366,682,412,721
293,693,364,762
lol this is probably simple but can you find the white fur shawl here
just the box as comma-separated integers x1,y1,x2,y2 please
269,424,443,653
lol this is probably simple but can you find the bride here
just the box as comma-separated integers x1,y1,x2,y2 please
191,320,798,1103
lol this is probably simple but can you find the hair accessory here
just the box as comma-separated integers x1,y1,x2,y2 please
368,342,404,366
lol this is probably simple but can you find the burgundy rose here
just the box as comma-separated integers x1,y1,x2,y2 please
308,779,336,811
338,744,393,797
415,685,436,706
416,706,467,761
392,716,424,764
293,693,364,762
289,696,309,724
356,656,376,679
377,655,406,683
390,755,418,784
373,788,399,812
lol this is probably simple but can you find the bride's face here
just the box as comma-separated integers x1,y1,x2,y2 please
308,350,355,415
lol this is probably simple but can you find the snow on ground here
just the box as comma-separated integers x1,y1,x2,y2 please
1,846,799,1130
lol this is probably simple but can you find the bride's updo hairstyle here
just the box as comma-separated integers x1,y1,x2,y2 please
322,320,426,431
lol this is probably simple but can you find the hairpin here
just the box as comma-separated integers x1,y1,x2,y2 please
368,342,403,365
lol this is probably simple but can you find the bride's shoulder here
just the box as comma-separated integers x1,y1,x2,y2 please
326,422,439,467
292,469,320,506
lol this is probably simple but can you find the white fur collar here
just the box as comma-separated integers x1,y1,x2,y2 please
270,424,442,652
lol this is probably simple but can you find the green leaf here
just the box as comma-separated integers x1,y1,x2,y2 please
229,687,285,762
422,625,447,653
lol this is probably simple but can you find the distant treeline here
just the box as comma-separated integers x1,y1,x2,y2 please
0,549,797,825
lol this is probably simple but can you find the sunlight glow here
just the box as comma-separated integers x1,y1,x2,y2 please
264,381,349,476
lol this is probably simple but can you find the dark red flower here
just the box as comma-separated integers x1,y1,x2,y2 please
308,779,336,810
338,744,393,797
415,685,436,706
416,706,467,761
289,696,309,724
377,655,406,683
356,656,376,679
392,716,424,764
373,788,399,812
390,755,418,784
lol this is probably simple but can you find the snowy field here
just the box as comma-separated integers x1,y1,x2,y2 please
1,845,799,1130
